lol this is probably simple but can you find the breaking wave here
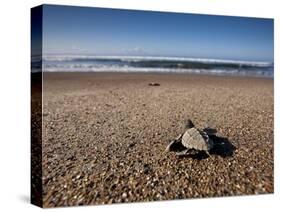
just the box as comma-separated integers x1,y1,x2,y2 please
32,55,274,77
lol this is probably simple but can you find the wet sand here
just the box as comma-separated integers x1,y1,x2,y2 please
42,72,273,207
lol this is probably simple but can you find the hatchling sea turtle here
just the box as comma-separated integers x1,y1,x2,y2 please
165,119,217,156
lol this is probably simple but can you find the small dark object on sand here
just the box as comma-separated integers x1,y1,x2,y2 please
165,119,217,156
148,82,160,86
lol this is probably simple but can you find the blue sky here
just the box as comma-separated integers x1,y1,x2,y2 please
42,4,274,61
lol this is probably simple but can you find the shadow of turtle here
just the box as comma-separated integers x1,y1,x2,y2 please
209,135,236,158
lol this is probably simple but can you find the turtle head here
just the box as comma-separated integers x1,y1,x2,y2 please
203,127,217,136
184,119,195,130
203,120,217,135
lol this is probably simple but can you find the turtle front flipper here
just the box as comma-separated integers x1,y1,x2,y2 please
165,140,177,152
184,119,195,130
165,134,183,152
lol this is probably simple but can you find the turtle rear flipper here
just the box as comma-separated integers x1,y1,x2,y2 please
176,149,205,156
205,150,211,157
176,149,189,156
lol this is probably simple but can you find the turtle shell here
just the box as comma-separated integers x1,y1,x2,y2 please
181,127,213,151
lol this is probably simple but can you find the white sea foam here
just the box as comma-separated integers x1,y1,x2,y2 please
42,64,272,77
43,54,272,67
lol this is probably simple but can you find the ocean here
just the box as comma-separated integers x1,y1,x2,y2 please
32,55,274,78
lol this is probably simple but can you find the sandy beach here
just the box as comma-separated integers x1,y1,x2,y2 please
41,72,273,207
